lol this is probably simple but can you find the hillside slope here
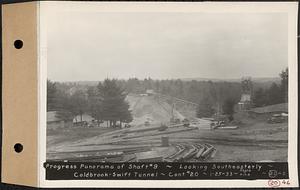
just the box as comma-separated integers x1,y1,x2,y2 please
126,94,184,126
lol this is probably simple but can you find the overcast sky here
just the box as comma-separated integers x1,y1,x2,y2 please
46,10,288,81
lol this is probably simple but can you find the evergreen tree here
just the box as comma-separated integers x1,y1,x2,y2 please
47,80,58,111
280,68,288,103
253,88,266,107
267,83,282,105
98,79,132,127
222,98,235,121
196,96,214,118
70,90,88,122
55,91,74,122
87,86,103,126
118,101,133,125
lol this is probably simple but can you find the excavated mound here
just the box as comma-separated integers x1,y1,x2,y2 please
126,94,184,126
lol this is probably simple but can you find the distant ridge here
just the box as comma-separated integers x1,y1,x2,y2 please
58,77,281,85
180,77,281,83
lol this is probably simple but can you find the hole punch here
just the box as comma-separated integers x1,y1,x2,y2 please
14,40,23,49
14,143,23,153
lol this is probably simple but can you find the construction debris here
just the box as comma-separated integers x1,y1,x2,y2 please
217,126,238,130
164,143,217,162
47,94,220,163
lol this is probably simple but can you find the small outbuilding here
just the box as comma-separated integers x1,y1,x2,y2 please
146,89,155,96
249,103,288,120
47,111,72,130
238,94,252,111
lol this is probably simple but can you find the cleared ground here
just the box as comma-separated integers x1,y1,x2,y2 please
47,95,288,162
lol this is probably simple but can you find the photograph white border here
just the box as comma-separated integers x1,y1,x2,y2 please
38,1,298,188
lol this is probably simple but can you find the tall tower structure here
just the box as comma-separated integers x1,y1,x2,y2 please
238,77,253,111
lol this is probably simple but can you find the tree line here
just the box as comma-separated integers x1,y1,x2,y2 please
196,68,288,120
252,68,288,107
48,78,242,124
47,79,133,127
48,68,287,126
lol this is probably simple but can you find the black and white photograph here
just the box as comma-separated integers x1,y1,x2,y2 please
36,2,299,187
45,3,290,164
1,1,298,188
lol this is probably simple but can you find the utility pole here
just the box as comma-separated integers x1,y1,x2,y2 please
171,97,175,122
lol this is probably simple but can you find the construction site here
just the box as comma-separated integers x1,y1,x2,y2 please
47,88,288,163
44,7,289,164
